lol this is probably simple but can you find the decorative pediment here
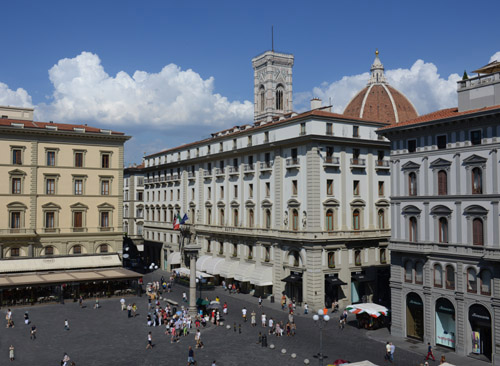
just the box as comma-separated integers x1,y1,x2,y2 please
8,169,26,176
287,198,301,208
7,201,27,209
322,198,340,207
137,204,144,209
174,204,181,209
429,158,452,169
217,200,226,208
401,205,421,215
401,161,421,171
205,200,213,208
155,204,161,209
189,201,196,208
245,199,256,208
41,202,61,210
70,202,89,209
161,204,167,208
97,202,115,209
167,204,173,209
230,200,240,208
430,205,452,216
462,154,487,166
375,199,390,207
261,199,273,208
350,198,366,207
464,205,488,216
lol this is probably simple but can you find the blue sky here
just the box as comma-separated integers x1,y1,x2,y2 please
1,0,499,165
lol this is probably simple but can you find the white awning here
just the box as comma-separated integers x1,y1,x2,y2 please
169,252,181,265
204,257,225,275
196,255,212,270
249,265,273,286
219,259,240,278
0,254,122,274
173,267,213,279
233,262,255,282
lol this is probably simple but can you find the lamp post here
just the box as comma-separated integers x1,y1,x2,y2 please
312,309,330,366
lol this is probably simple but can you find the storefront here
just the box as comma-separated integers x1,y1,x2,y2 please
406,292,424,341
351,271,374,303
469,304,492,360
282,271,303,304
435,298,456,349
325,274,346,307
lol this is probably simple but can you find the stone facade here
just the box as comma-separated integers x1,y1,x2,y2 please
123,164,145,247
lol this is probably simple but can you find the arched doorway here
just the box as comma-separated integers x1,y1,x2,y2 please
406,292,424,340
435,298,455,349
469,304,492,360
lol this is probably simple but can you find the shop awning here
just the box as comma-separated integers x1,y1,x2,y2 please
219,259,240,278
173,267,213,279
233,262,255,282
282,273,303,284
346,303,389,318
351,273,373,282
169,252,181,265
0,254,123,274
196,255,212,271
249,265,273,287
325,277,347,286
204,257,225,275
0,267,142,288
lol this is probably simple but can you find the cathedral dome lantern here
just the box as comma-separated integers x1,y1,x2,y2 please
343,50,418,124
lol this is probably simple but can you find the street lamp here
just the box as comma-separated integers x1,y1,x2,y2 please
312,309,330,366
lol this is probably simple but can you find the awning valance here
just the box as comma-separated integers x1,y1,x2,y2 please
282,273,303,284
351,273,373,283
204,257,225,275
249,265,273,287
233,262,255,282
169,252,181,265
0,254,122,274
219,259,240,278
325,277,347,286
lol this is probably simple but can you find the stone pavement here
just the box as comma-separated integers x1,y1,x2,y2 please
0,269,489,366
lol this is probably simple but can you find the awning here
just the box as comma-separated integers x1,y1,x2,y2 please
219,259,240,278
0,254,122,274
282,273,303,284
169,252,181,265
196,255,212,270
346,303,389,318
233,262,255,282
0,267,142,288
173,267,213,279
325,277,347,286
351,273,373,283
249,265,273,287
204,257,225,275
472,60,500,74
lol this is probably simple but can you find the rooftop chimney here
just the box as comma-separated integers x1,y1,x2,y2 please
310,98,322,110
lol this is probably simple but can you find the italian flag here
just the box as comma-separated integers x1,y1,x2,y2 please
173,213,181,230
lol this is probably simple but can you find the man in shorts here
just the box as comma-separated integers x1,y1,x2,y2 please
187,346,196,365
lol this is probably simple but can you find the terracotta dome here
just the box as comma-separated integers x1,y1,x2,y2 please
343,51,418,124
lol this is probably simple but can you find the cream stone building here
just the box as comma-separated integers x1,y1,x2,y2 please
0,106,136,304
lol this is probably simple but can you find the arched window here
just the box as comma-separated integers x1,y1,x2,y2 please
409,217,418,242
445,265,455,290
473,218,484,246
408,172,417,196
259,86,265,112
328,251,335,268
99,244,109,253
292,251,300,267
276,85,284,110
265,209,271,229
232,243,237,257
467,268,477,293
480,270,492,295
472,167,482,194
72,245,82,255
248,209,254,227
233,209,239,227
415,262,424,284
326,209,334,231
354,250,362,266
353,209,360,230
439,217,449,243
219,208,225,226
405,261,413,282
438,170,447,195
292,209,299,231
434,264,443,287
219,241,224,255
207,240,211,253
44,246,54,256
378,209,385,229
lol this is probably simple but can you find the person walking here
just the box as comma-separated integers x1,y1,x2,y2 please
120,298,126,311
9,345,14,361
384,342,391,361
127,304,132,318
242,307,247,322
24,312,30,325
64,319,70,331
30,324,37,340
146,332,153,349
389,342,395,363
78,295,83,308
251,311,256,327
187,346,196,365
425,342,436,361
304,302,309,315
94,297,100,309
132,303,137,317
258,296,262,308
223,302,228,316
183,292,188,303
261,313,266,327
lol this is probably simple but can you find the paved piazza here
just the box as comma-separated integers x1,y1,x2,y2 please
0,271,486,365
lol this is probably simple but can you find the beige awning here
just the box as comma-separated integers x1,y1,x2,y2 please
0,267,142,288
196,255,212,270
173,267,213,279
204,257,225,275
233,262,255,282
169,252,181,265
249,265,273,287
219,259,240,278
472,60,500,74
0,254,122,274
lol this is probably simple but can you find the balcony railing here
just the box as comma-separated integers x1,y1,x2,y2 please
375,159,390,169
244,164,255,173
172,173,180,180
286,158,300,168
99,227,114,232
458,72,500,90
350,158,366,167
188,171,196,179
260,162,273,171
324,156,340,166
215,168,225,176
204,170,213,177
228,166,239,175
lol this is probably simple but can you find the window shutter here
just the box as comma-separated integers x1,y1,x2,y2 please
438,171,447,195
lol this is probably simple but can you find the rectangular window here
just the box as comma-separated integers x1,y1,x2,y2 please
74,179,83,195
327,179,333,196
45,212,55,229
292,180,298,196
101,180,110,195
353,126,359,137
265,152,271,163
353,148,360,159
353,180,360,196
100,211,110,228
249,183,253,198
233,139,237,149
46,178,55,195
208,187,212,200
12,149,22,165
46,151,56,166
11,248,20,257
471,130,482,145
265,182,270,197
170,190,173,200
300,123,306,135
177,189,180,200
74,152,83,167
247,136,252,147
101,154,110,168
264,131,269,143
10,212,21,229
408,139,417,153
73,211,83,228
378,181,384,196
220,186,224,199
326,123,333,135
138,192,143,201
12,178,21,194
191,188,195,200
437,135,447,149
291,148,298,159
234,185,238,198
219,142,223,152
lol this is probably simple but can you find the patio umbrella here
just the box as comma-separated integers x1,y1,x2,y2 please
333,360,349,365
176,311,182,316
206,302,222,310
210,300,220,305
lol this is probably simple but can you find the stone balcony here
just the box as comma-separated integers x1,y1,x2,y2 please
323,156,340,167
286,158,300,169
375,159,390,170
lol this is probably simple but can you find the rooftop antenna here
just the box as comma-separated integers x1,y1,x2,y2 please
271,25,274,52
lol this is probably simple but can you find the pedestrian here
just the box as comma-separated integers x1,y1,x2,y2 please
183,292,188,303
30,324,37,340
146,332,153,349
384,342,391,361
258,296,262,308
132,303,137,317
268,317,274,334
78,295,83,308
187,345,195,365
281,294,286,310
64,319,70,331
390,342,395,363
94,296,100,309
24,312,30,325
251,310,256,326
62,353,70,366
242,307,247,322
195,329,202,348
6,308,13,328
212,361,216,366
233,322,237,332
291,321,296,336
223,302,228,315
304,302,309,315
120,298,126,311
127,304,132,318
440,355,446,364
261,313,266,327
239,323,242,334
9,345,14,361
425,342,436,361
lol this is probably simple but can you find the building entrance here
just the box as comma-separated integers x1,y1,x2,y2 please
435,298,455,349
406,292,424,341
469,304,492,360
282,271,303,304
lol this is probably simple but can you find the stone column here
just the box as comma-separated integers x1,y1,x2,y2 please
189,252,197,316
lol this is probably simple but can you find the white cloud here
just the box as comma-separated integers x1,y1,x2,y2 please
35,52,253,127
490,51,500,63
0,82,33,108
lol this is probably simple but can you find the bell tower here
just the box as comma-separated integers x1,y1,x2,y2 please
252,51,294,122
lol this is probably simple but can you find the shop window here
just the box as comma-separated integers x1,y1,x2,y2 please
472,167,482,194
439,217,449,243
409,217,418,242
354,250,362,266
408,172,417,196
473,218,484,246
99,244,109,253
405,261,413,282
480,270,492,295
326,210,334,231
328,251,335,268
45,246,54,256
467,268,477,293
438,170,447,195
445,265,455,290
434,264,443,287
415,262,424,284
